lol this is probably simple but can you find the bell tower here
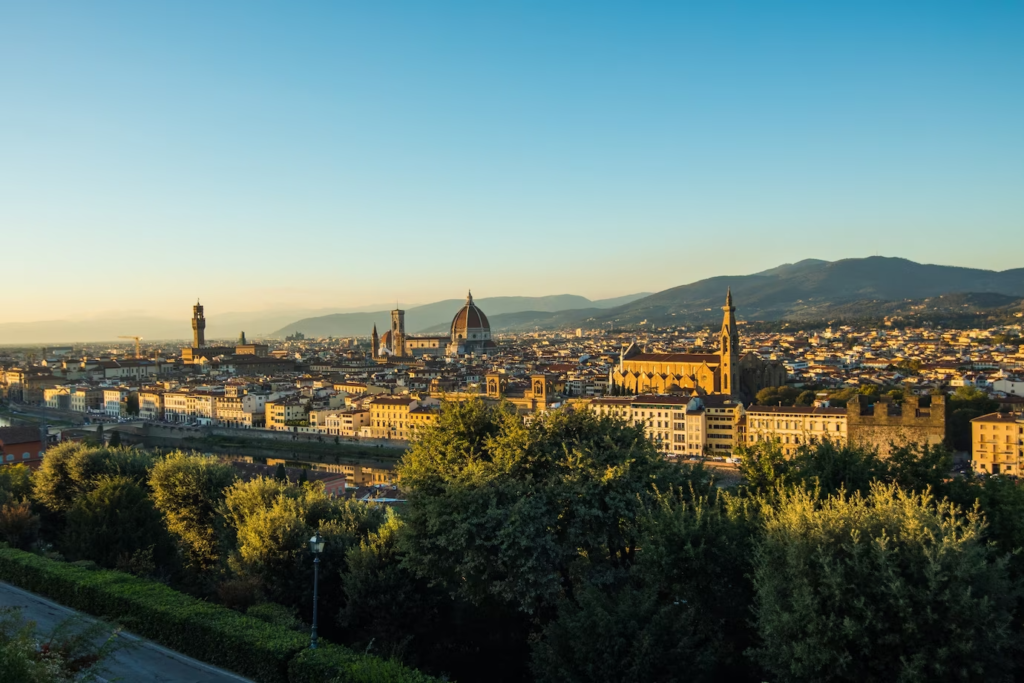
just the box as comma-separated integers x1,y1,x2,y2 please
192,299,206,348
371,324,379,359
720,288,740,395
391,309,405,358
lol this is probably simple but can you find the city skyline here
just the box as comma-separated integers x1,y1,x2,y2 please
3,2,1023,322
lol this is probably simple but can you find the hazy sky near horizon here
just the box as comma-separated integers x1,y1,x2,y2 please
2,1,1023,323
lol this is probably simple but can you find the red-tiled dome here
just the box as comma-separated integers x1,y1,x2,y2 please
450,291,491,342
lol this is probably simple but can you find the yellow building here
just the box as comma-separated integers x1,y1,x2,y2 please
745,405,849,456
612,290,785,400
971,412,1024,475
266,397,308,431
589,394,744,457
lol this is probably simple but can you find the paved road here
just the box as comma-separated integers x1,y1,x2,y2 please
0,581,253,683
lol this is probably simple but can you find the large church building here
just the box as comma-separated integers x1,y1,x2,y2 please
611,290,786,401
372,291,496,359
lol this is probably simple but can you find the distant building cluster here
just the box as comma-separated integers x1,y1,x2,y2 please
3,286,1024,485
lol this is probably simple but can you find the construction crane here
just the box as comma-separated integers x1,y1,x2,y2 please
118,335,143,358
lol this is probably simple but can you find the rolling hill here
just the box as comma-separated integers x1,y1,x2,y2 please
480,257,1024,332
270,293,652,338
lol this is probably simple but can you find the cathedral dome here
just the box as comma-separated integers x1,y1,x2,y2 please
450,291,491,342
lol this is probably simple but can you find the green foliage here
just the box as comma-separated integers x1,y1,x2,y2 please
107,430,121,448
0,546,437,683
755,386,801,406
0,499,40,550
148,452,237,572
788,440,888,497
737,439,789,493
226,476,384,614
0,464,32,504
400,400,698,616
287,643,442,683
33,443,157,514
0,606,121,683
63,476,172,571
533,491,759,683
0,546,305,682
275,463,287,481
340,509,439,663
750,484,1016,683
947,386,1001,451
795,390,816,406
125,394,140,417
248,603,304,632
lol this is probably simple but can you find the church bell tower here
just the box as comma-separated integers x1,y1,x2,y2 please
391,309,405,358
371,324,379,359
720,288,740,395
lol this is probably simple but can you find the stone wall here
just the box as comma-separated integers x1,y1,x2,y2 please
847,394,946,457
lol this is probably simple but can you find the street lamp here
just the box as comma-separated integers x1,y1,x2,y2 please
308,531,326,649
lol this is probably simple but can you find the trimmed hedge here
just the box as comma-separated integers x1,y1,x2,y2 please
288,643,443,683
0,547,441,683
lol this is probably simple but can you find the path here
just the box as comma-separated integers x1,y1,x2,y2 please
0,581,253,683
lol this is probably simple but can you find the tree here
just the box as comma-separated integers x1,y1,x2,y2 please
737,439,790,494
33,443,157,514
796,390,816,406
750,484,1015,683
532,491,760,683
0,499,40,550
274,463,287,481
125,394,140,417
226,477,384,617
947,386,1001,451
298,468,308,485
0,464,32,504
107,431,121,448
63,476,171,571
788,441,887,497
399,400,701,616
148,452,237,573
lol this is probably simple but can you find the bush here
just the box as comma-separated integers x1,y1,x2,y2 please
750,483,1015,683
0,546,304,682
0,499,40,550
287,643,442,683
62,476,172,571
0,547,438,683
249,603,304,632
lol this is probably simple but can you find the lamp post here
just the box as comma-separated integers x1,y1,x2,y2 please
308,531,325,649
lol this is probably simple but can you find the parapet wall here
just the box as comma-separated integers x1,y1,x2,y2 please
847,394,946,457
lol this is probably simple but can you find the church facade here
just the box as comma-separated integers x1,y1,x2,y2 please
611,290,786,401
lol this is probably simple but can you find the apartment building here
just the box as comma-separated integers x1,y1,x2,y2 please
971,412,1024,475
589,394,744,457
103,388,132,418
70,386,104,413
745,405,849,456
138,389,165,421
266,397,309,431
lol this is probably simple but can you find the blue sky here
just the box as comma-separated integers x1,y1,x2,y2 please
1,1,1022,322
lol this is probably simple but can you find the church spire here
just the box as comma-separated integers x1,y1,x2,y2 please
467,289,473,304
725,287,733,309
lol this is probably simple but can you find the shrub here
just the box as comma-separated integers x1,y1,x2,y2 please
62,476,171,571
287,643,442,683
248,603,305,632
0,499,40,550
0,547,304,682
0,547,438,683
750,483,1015,683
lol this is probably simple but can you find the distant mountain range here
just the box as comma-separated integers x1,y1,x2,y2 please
476,257,1024,332
269,293,652,338
4,256,1023,344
